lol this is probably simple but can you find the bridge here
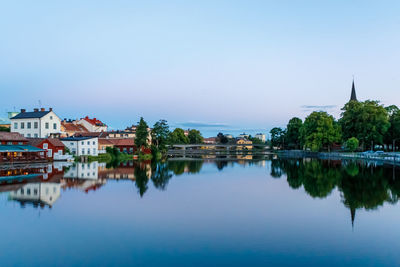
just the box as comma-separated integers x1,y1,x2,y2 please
167,143,271,156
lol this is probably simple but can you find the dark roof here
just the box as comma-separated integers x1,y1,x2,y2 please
27,138,45,147
11,111,51,119
60,137,97,141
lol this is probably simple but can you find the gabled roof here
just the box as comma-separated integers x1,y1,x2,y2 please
98,138,115,145
62,122,88,132
11,111,51,119
27,138,65,148
60,136,97,141
0,132,27,142
81,116,106,126
27,138,45,147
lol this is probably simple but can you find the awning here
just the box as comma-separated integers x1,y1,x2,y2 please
0,145,45,153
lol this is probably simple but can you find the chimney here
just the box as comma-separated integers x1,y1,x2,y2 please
40,108,45,112
49,108,53,112
21,109,26,113
34,108,39,112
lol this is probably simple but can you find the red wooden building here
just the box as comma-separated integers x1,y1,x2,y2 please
27,138,65,160
0,132,46,163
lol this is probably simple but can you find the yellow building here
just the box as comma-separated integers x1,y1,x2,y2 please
236,138,253,150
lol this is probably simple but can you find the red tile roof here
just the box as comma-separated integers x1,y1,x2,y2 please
83,116,106,126
62,122,88,132
0,132,27,142
109,138,135,146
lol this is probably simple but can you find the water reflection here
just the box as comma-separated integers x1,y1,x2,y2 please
271,158,400,226
1,157,400,227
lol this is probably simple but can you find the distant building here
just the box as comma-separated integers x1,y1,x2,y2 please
61,119,89,137
98,138,115,153
27,138,65,160
350,79,357,102
0,112,18,129
236,138,253,150
60,136,98,156
238,133,250,139
77,116,107,132
10,108,61,138
203,137,217,144
255,133,266,143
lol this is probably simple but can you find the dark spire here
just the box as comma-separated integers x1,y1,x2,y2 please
350,78,357,102
351,206,356,230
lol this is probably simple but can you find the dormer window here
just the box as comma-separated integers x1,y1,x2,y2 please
50,116,53,120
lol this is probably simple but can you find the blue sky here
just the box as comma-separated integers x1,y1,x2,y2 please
1,0,400,136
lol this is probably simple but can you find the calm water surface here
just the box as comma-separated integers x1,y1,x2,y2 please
1,157,400,266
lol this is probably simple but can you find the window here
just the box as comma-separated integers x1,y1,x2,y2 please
34,189,38,195
43,143,48,149
93,149,96,154
82,149,85,154
7,142,12,145
53,123,57,130
20,188,24,195
87,141,90,145
87,148,90,155
18,142,22,145
70,142,73,146
21,122,24,129
27,188,31,195
81,141,84,145
50,116,53,120
34,122,38,129
27,134,31,137
93,141,95,145
34,134,38,137
14,122,17,129
45,122,49,129
27,122,31,129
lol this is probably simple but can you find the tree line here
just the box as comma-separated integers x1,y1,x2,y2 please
133,118,204,156
270,100,400,152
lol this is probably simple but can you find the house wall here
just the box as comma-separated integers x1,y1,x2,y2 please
61,138,98,156
10,111,61,138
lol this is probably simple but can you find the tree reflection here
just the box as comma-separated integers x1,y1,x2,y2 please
272,158,400,227
151,161,173,190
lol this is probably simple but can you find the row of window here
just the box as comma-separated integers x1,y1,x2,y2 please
14,122,57,130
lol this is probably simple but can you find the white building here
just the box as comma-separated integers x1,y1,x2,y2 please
77,116,107,132
9,182,61,207
60,137,98,156
63,162,99,179
255,133,266,143
10,108,61,138
238,133,250,139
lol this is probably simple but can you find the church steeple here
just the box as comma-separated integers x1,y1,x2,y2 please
350,78,357,102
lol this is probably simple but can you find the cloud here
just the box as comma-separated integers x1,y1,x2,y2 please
179,121,229,128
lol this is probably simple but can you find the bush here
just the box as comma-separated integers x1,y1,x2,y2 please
346,137,359,152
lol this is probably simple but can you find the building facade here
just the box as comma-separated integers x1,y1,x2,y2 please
77,116,108,132
60,137,98,156
27,138,65,160
10,108,61,138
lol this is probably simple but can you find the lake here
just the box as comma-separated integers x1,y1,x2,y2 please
1,157,400,266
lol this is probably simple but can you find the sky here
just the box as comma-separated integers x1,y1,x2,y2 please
1,0,400,137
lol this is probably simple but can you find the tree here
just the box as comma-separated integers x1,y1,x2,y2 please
286,117,302,149
188,129,203,144
270,127,286,148
168,128,189,144
135,117,150,150
0,126,10,132
151,120,170,150
346,137,359,152
248,135,263,145
300,111,341,152
384,105,400,150
216,132,228,144
340,100,390,150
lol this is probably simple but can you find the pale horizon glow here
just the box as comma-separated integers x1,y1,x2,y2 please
1,1,400,136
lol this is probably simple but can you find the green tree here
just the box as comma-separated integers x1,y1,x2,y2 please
300,111,341,152
270,127,286,148
340,100,390,150
384,105,400,150
346,137,359,152
0,126,10,132
135,117,150,150
188,129,203,144
216,132,228,144
286,117,302,149
168,128,189,144
151,119,170,150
